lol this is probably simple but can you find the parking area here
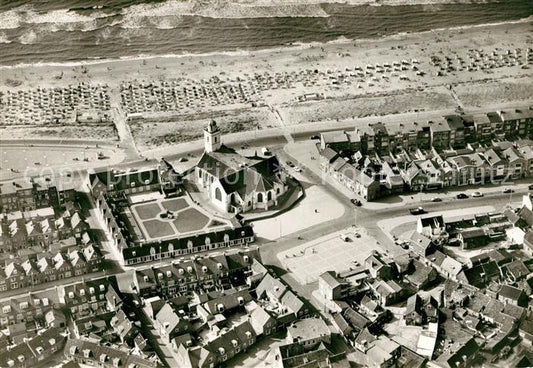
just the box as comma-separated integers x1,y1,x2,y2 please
278,228,382,285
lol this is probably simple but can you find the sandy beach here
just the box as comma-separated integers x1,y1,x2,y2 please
0,18,532,151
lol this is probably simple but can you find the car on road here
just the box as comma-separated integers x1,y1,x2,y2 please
472,191,484,197
456,193,469,199
430,197,442,202
503,188,514,194
529,184,533,190
261,147,272,156
350,198,362,206
410,207,425,215
394,239,410,249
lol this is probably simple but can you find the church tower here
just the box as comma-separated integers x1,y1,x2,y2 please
204,120,221,153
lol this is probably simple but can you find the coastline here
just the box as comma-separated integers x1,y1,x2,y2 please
0,0,513,26
1,16,531,71
0,12,531,175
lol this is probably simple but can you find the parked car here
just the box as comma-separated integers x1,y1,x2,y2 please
529,184,533,190
410,207,425,215
430,197,442,202
472,191,484,197
286,161,295,167
261,147,272,156
310,135,320,140
350,198,362,206
293,166,302,172
503,188,514,194
456,193,469,199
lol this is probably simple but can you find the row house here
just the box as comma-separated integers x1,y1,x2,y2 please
402,162,428,191
87,166,162,199
61,277,114,319
121,225,255,266
518,145,533,176
416,159,444,189
337,164,381,201
429,118,452,150
321,136,533,200
197,288,252,321
0,176,75,213
0,217,58,251
497,108,533,138
175,320,256,368
256,273,310,322
319,130,360,152
472,113,493,142
484,148,508,180
357,121,433,155
152,254,232,297
381,161,405,194
352,107,533,156
94,193,129,253
447,155,477,186
0,209,87,253
117,249,259,298
0,327,66,368
0,218,27,252
0,292,56,326
487,111,505,138
388,122,420,152
443,114,468,147
0,262,26,292
0,244,103,291
502,147,527,179
357,122,392,155
65,339,158,368
154,302,192,345
415,124,432,150
318,271,354,301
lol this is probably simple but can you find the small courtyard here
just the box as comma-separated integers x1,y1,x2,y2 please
130,196,231,241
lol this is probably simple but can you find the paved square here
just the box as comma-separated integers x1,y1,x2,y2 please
278,228,381,284
253,184,344,241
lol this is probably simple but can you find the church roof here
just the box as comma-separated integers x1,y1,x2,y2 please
198,149,283,197
197,146,261,179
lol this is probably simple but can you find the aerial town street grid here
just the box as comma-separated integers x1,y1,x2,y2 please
0,1,533,368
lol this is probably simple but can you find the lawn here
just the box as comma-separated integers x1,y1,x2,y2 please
161,198,189,212
134,203,162,220
143,219,175,238
173,208,210,233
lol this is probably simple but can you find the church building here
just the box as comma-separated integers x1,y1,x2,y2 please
195,121,289,214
